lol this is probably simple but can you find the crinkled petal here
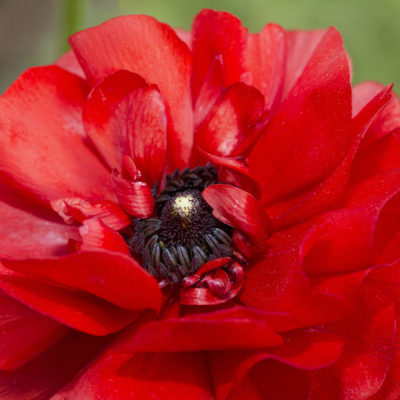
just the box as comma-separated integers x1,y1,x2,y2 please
249,27,352,206
70,15,193,170
111,174,155,218
2,250,161,312
84,71,167,186
52,197,130,231
0,66,112,203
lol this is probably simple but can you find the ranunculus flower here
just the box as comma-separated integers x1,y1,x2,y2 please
1,9,400,399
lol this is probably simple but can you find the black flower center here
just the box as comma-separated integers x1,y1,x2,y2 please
127,165,232,284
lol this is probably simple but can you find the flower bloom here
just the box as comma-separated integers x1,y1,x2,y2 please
1,9,400,399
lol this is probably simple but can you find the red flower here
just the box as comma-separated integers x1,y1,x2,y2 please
1,9,400,399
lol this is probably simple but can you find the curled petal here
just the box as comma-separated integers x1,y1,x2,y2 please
194,82,265,159
70,15,193,170
203,184,272,250
180,262,244,306
84,70,167,186
111,174,155,218
79,219,130,255
51,197,131,230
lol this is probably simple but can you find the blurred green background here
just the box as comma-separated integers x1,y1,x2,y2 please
1,0,399,93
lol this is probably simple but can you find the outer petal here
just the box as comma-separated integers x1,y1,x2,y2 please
52,324,214,400
117,314,283,353
0,66,112,203
209,331,344,400
310,292,396,399
2,250,161,312
0,292,69,371
0,198,79,260
70,15,193,170
353,81,400,146
245,23,287,110
282,29,325,98
266,84,392,229
249,27,352,206
304,167,400,274
79,219,131,255
0,331,108,400
54,49,85,79
0,266,140,336
84,71,167,186
191,9,247,102
203,184,272,250
194,83,264,159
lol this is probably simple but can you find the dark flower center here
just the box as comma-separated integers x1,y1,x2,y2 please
128,165,232,284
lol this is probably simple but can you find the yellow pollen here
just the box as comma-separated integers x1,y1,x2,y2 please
172,194,197,217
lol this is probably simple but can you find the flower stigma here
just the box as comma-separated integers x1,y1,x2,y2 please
127,165,233,285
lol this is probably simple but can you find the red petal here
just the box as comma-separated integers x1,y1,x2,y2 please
84,70,167,185
191,9,247,102
0,331,108,400
0,292,69,371
0,66,112,203
0,197,79,260
52,197,130,230
174,28,192,49
304,167,400,274
203,184,272,250
118,312,282,353
283,29,325,98
111,174,155,218
194,56,225,127
79,219,130,255
70,15,193,170
266,84,392,229
239,222,352,328
0,266,139,335
52,325,213,400
194,82,264,159
2,250,161,312
209,330,344,400
353,81,400,147
54,49,85,79
244,23,286,110
249,28,352,206
310,292,396,399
